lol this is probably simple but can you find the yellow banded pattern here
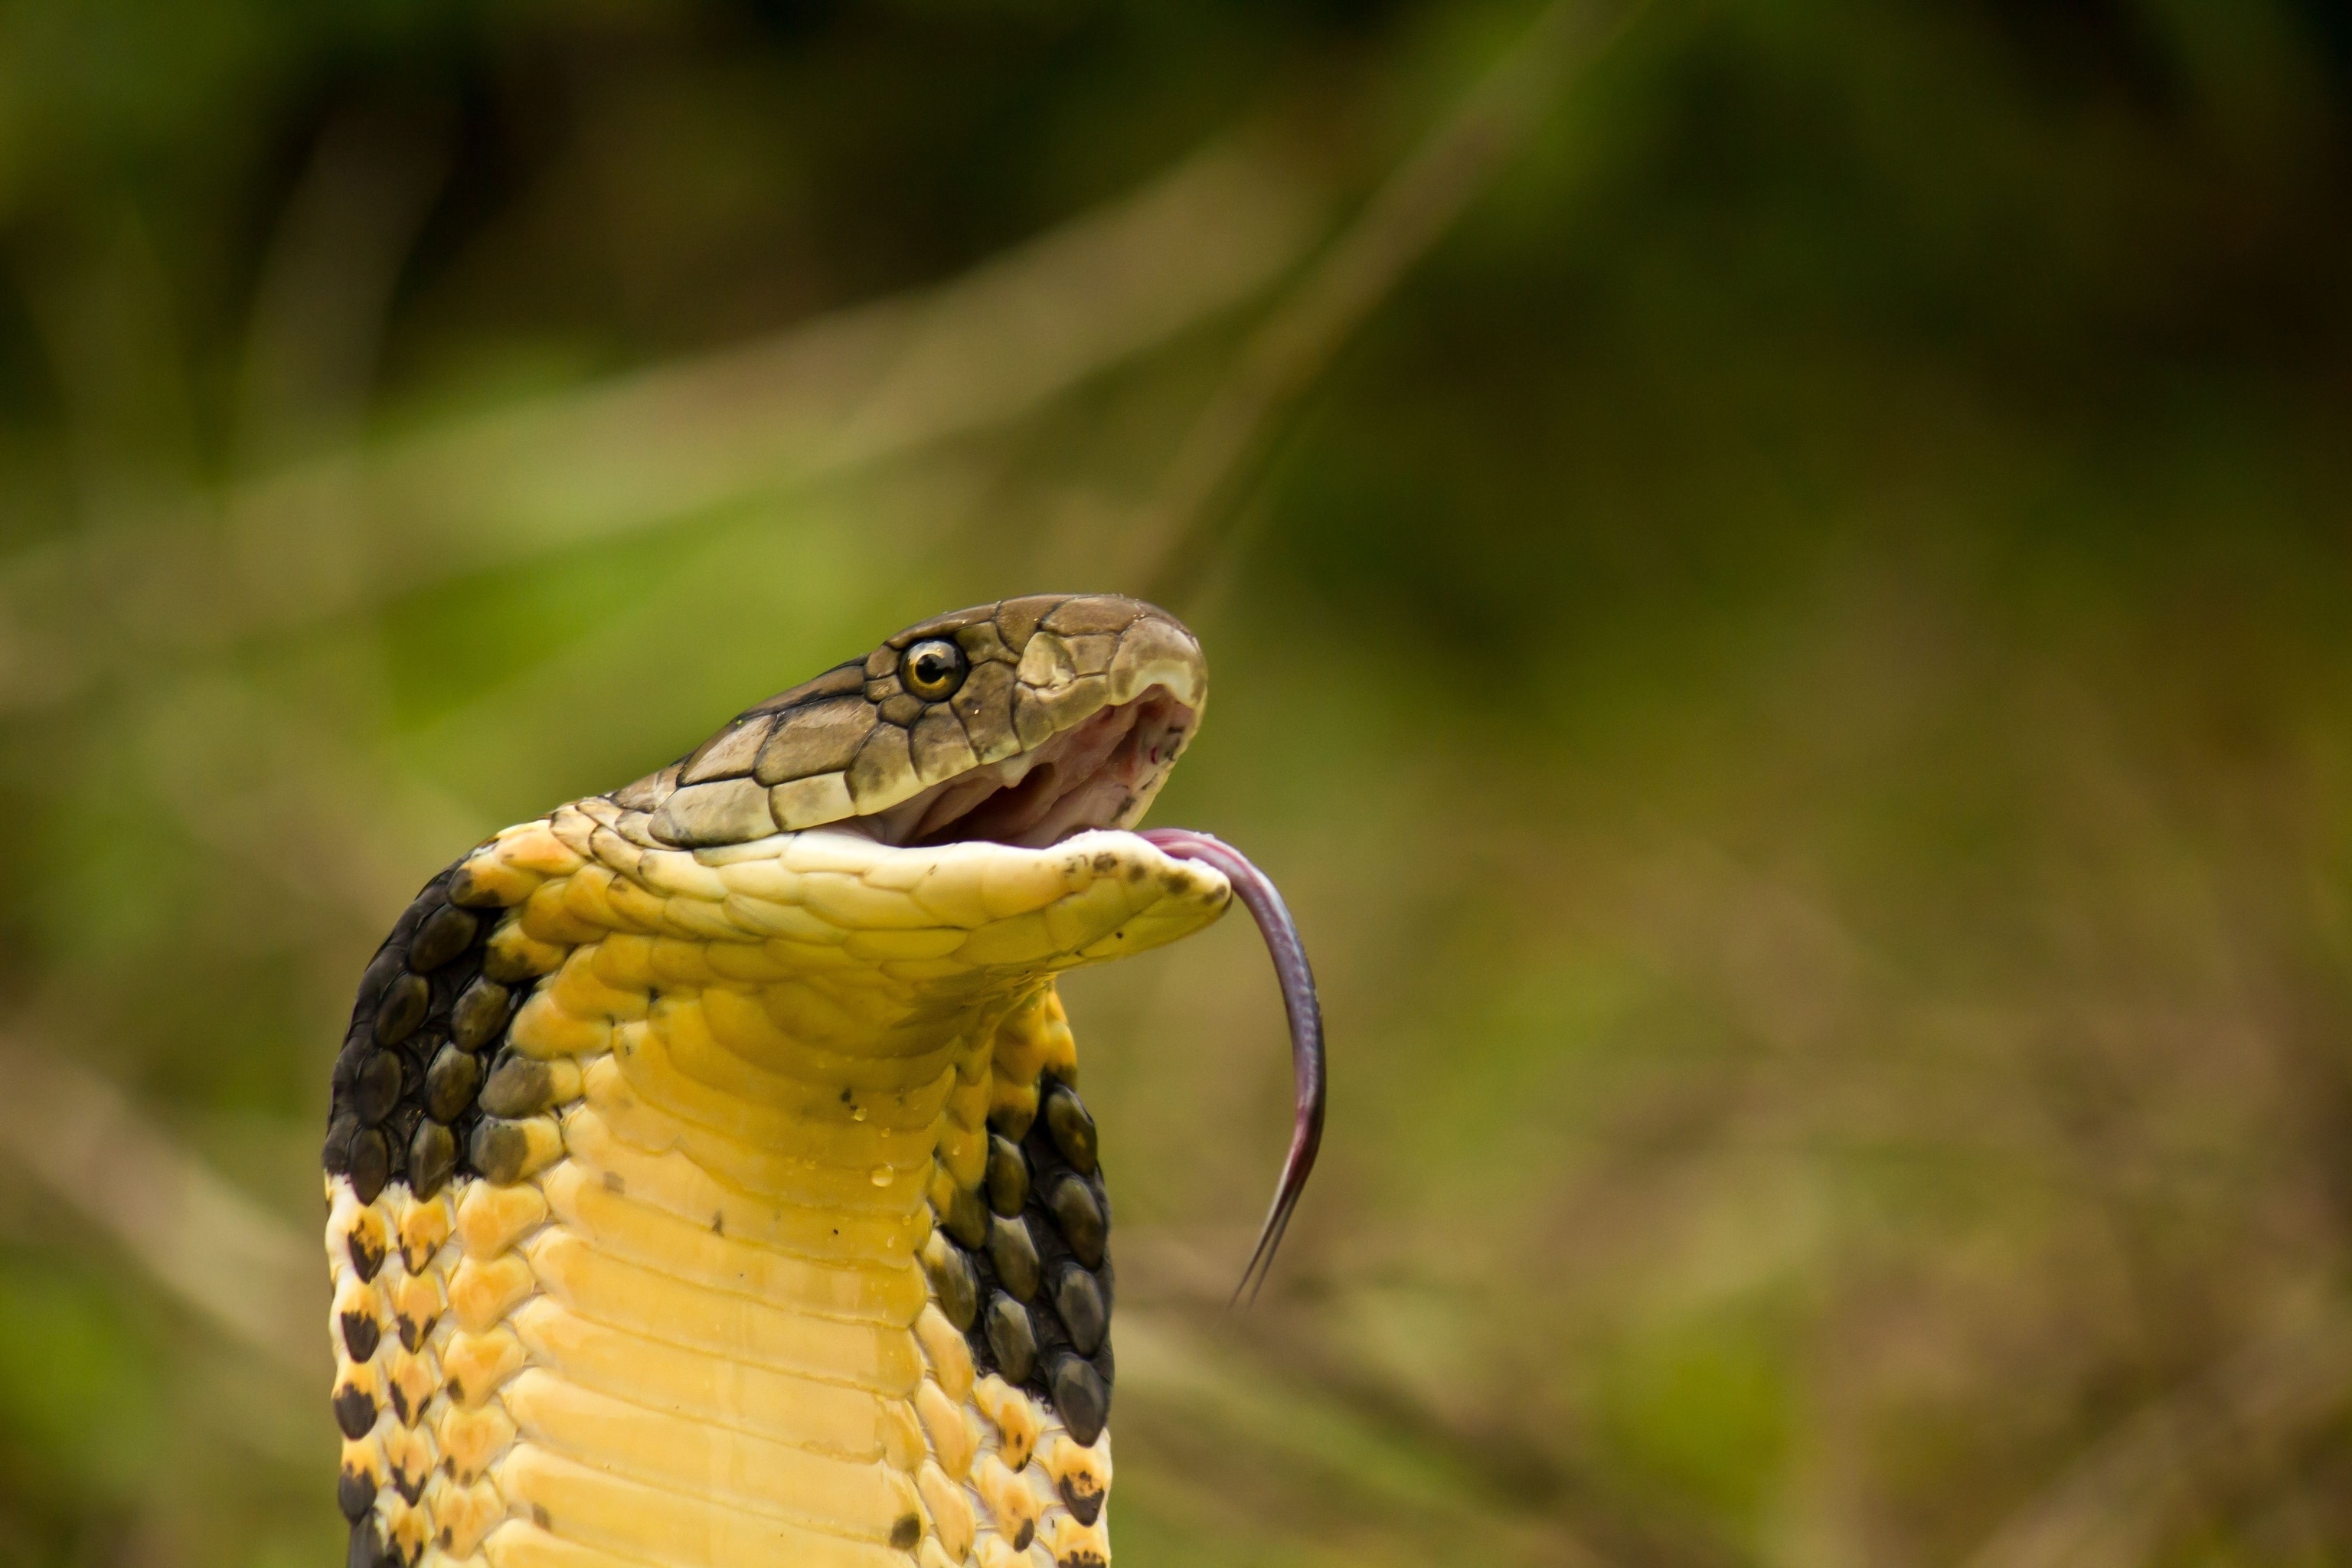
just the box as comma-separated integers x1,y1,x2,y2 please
325,597,1225,1568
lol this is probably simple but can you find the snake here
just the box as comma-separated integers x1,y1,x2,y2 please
320,595,1326,1568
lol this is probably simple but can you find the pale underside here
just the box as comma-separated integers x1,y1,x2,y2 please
326,806,1231,1568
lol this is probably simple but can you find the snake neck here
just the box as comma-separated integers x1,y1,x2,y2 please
324,801,1219,1568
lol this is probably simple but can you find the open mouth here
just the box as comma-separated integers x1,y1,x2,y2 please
853,690,1197,850
840,684,1325,1305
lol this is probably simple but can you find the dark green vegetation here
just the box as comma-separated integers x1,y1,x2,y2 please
2,1,2350,1563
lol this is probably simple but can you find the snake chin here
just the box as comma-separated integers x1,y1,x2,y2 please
854,688,1197,851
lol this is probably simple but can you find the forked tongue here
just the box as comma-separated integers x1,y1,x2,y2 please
1138,828,1325,1305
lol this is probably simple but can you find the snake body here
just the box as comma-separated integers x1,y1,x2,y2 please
322,596,1318,1568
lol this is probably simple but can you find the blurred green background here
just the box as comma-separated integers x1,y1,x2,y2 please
2,1,2351,1564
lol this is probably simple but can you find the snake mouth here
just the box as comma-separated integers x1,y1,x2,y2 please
853,689,1197,850
612,593,1324,1300
844,688,1323,1305
849,685,1321,1306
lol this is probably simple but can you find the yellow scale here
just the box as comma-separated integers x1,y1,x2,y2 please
327,802,1230,1568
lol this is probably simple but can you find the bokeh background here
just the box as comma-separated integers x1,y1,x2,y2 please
2,2,2351,1564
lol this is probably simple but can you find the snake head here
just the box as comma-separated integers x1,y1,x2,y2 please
625,594,1207,851
598,593,1322,1297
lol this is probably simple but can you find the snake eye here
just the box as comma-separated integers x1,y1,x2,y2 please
900,639,969,702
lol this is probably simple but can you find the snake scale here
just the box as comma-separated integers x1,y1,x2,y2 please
320,596,1325,1568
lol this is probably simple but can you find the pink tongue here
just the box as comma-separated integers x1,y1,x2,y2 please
1138,828,1325,1304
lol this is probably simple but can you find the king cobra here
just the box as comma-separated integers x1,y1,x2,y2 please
321,596,1325,1568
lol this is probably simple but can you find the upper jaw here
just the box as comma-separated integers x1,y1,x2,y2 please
624,595,1207,853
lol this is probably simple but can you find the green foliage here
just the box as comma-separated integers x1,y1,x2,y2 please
0,1253,158,1494
0,0,2349,1563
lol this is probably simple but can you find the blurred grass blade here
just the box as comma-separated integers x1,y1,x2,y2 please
1962,1307,2352,1568
217,140,1327,635
1131,0,1648,608
0,138,1325,715
0,1037,315,1369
